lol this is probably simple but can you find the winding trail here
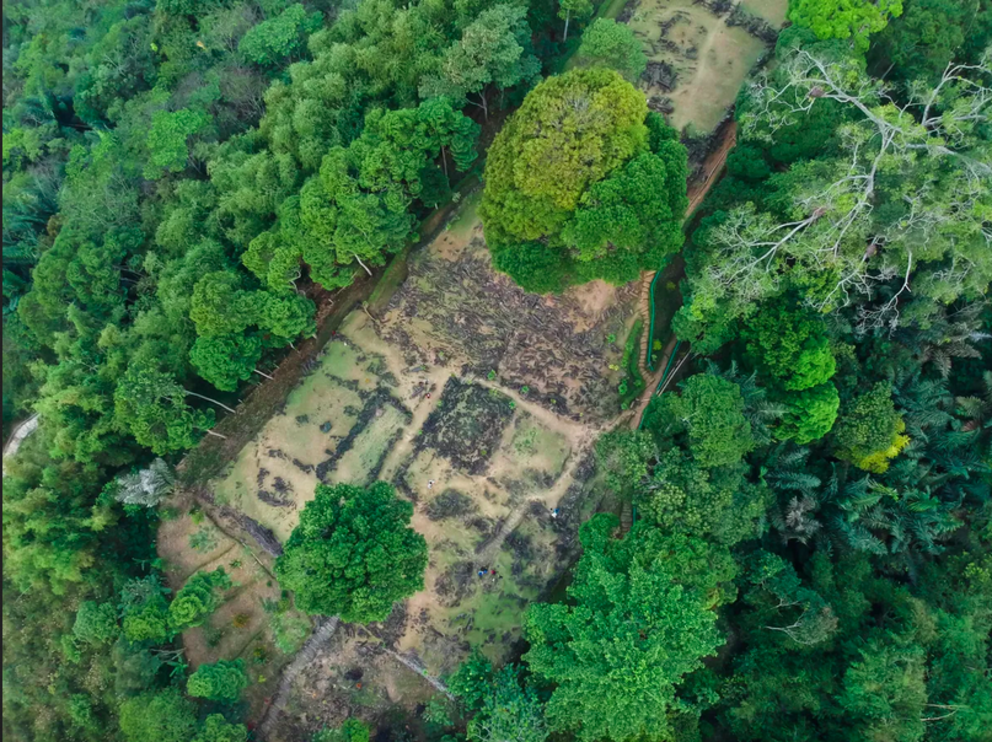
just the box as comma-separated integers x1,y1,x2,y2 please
629,336,680,430
256,616,340,740
2,413,39,476
633,121,737,412
472,432,593,570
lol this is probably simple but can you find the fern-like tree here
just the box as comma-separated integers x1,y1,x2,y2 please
169,568,231,633
114,458,175,508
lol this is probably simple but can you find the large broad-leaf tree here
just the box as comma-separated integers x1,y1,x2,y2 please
524,514,723,742
789,0,904,52
676,43,991,351
186,659,250,703
481,68,687,293
275,482,428,623
575,18,648,81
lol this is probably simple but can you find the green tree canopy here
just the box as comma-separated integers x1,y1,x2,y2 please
187,659,249,702
646,374,756,468
775,382,841,444
114,364,215,455
118,688,197,742
419,4,540,119
120,574,171,643
245,99,479,293
190,334,264,392
575,18,647,80
481,68,686,292
467,665,547,742
313,719,371,742
169,568,231,633
789,0,904,52
275,482,428,622
144,107,210,180
238,4,322,68
742,299,837,391
72,601,119,646
449,651,496,711
833,382,909,472
559,0,594,42
524,514,722,742
192,715,249,742
868,0,991,82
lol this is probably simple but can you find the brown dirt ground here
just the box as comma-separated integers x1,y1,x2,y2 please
156,496,309,725
625,0,786,133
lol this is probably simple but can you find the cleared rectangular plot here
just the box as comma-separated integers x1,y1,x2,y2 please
625,0,786,133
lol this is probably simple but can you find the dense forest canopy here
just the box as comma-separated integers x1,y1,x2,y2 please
2,0,561,738
3,0,991,740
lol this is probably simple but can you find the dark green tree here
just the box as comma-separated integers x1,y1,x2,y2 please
72,601,119,646
646,374,756,468
192,715,249,742
742,300,837,392
114,364,216,455
169,568,232,632
120,575,171,644
118,688,197,742
449,651,495,711
275,482,428,622
575,18,647,81
420,5,541,120
524,514,722,742
833,382,909,473
468,665,547,742
190,334,264,392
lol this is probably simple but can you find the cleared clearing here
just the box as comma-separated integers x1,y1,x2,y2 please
623,0,787,133
159,202,642,736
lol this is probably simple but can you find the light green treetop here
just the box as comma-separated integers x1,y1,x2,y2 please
790,0,904,52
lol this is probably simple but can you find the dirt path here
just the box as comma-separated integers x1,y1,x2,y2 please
472,431,593,570
686,121,737,216
466,373,602,445
256,616,341,741
377,363,455,482
634,121,737,396
379,645,454,700
460,372,602,569
2,413,39,475
628,336,679,430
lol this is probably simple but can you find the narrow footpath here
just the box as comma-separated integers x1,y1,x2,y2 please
631,121,737,424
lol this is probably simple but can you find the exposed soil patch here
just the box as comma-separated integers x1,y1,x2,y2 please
417,378,513,476
267,628,437,742
624,0,786,134
425,489,478,521
156,499,307,726
380,225,638,425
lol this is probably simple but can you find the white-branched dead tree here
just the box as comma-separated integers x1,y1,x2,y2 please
114,458,175,508
695,46,992,334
